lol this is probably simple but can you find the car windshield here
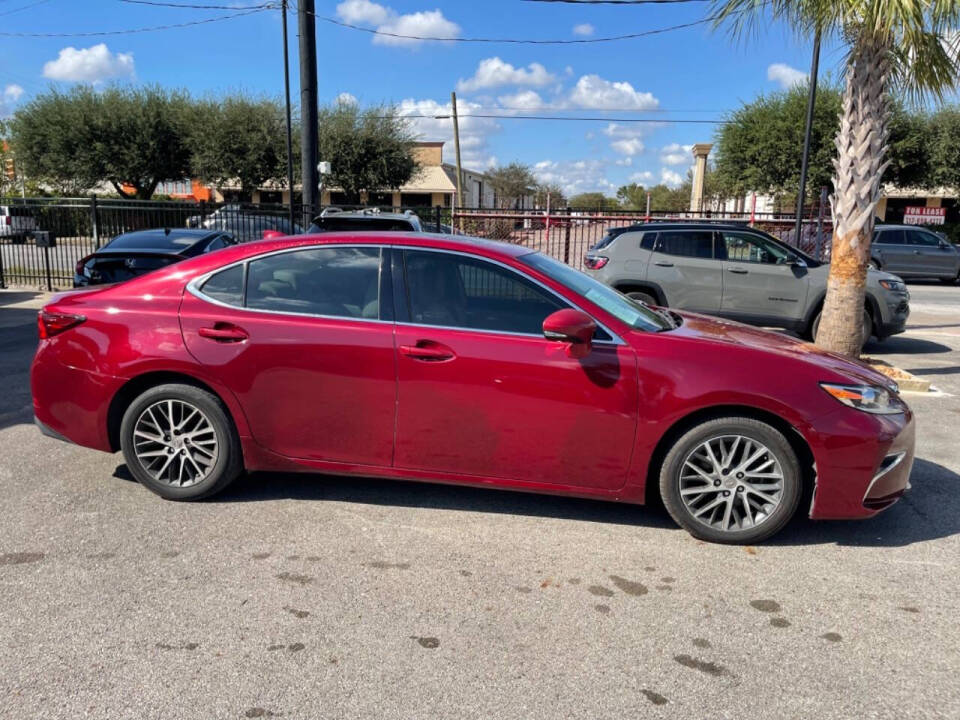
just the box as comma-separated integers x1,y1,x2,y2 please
519,252,674,332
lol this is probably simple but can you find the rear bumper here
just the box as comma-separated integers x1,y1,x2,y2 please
809,406,915,520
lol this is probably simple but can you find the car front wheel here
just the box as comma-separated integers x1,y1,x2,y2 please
659,417,802,544
626,290,657,306
810,308,872,348
120,383,242,500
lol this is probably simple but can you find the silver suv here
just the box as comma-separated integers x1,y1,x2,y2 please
584,223,910,343
871,224,960,282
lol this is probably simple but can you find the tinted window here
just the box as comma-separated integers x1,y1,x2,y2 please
4,206,32,217
107,231,203,251
874,229,905,245
246,247,381,319
640,233,656,251
201,264,244,305
310,217,417,233
657,231,714,259
906,229,941,247
721,231,792,264
404,250,564,335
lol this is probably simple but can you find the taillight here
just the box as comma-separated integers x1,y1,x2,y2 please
584,255,609,269
38,311,85,339
75,255,93,275
3,216,10,226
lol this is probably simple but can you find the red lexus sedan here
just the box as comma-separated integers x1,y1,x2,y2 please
30,233,915,543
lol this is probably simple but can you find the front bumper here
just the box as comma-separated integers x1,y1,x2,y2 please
876,293,910,339
808,405,915,519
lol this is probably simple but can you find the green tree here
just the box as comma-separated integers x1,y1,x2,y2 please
713,0,960,357
316,103,419,205
616,183,648,210
189,94,289,196
487,162,537,208
568,192,618,209
9,86,192,199
533,182,565,208
927,106,960,192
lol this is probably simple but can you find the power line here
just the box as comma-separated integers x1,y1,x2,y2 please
315,12,714,44
390,113,726,124
0,0,50,18
117,0,272,9
0,5,271,36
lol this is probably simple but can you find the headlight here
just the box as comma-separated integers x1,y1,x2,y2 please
820,383,905,414
879,278,906,292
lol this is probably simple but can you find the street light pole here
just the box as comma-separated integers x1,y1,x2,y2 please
298,0,319,226
451,91,464,233
281,0,295,231
794,29,822,246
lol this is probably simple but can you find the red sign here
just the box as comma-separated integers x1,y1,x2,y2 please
904,206,946,225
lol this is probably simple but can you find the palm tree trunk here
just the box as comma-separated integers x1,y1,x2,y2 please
815,34,892,357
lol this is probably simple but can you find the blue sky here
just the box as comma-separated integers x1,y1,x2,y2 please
0,0,841,195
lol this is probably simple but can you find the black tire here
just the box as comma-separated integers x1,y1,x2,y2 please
626,290,657,306
810,308,872,348
659,417,802,544
120,383,242,500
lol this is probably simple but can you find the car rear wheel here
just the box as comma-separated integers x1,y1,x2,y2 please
810,308,872,348
120,383,242,500
625,290,657,306
659,417,802,544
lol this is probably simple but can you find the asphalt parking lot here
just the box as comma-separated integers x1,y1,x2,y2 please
1,284,959,719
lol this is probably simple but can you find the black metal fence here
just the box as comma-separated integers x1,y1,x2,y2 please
0,196,829,290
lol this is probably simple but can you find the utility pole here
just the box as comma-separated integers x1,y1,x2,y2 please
281,0,295,231
298,0,319,225
451,91,464,232
794,29,822,247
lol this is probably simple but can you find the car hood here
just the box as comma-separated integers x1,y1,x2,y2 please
659,311,898,390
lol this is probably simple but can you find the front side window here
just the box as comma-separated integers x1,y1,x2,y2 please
721,231,793,264
403,250,564,335
906,229,941,247
245,246,381,319
656,231,715,259
874,230,904,245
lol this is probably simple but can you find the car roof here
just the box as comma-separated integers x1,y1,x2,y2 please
100,228,222,253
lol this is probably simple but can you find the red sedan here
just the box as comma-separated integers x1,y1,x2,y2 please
30,233,915,543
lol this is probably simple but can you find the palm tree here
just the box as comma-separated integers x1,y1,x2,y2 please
712,1,960,356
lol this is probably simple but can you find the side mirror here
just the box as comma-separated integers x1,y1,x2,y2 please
789,257,807,268
939,239,950,250
543,309,596,358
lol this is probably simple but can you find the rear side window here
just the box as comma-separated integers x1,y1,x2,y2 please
246,246,381,319
201,265,244,306
874,229,905,245
640,233,656,251
656,231,714,259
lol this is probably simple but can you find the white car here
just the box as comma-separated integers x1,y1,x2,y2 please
0,205,36,242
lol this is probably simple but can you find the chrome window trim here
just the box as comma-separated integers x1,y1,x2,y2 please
186,243,391,326
186,241,625,344
397,245,625,345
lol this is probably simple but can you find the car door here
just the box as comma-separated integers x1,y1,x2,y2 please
393,248,639,491
645,230,722,312
718,230,809,323
906,228,952,276
872,229,913,273
179,244,397,466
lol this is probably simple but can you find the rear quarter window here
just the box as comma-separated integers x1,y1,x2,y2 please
201,264,245,306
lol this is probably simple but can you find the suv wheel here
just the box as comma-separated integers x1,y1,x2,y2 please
120,383,243,500
625,290,657,306
810,308,872,349
659,417,802,544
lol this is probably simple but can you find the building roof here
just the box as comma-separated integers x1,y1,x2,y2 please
399,165,458,194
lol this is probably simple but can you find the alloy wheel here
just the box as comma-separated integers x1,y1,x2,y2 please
678,434,785,532
132,399,219,487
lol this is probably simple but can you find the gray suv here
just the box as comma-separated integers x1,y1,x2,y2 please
871,224,960,282
584,223,910,343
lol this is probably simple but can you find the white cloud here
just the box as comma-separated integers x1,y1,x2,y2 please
615,157,633,166
496,90,544,110
457,57,555,92
767,62,807,89
660,168,684,187
534,158,617,196
336,1,460,47
0,84,24,117
611,138,644,156
398,97,500,168
660,142,693,165
630,171,654,183
336,92,358,105
573,23,594,36
569,74,658,110
42,43,134,83
336,0,392,24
